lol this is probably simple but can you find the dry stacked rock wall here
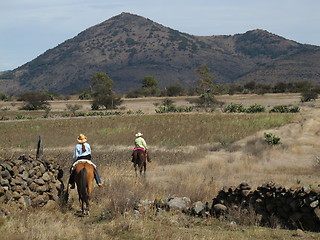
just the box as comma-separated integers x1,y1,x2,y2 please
0,155,64,208
210,182,320,231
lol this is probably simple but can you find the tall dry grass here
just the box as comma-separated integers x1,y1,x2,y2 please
2,111,320,239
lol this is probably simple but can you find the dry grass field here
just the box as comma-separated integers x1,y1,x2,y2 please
1,93,320,239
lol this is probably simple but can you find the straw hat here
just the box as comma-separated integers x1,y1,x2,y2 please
77,134,87,143
135,132,143,137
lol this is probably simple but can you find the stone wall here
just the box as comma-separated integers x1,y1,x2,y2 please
150,182,320,232
209,182,320,231
0,155,64,209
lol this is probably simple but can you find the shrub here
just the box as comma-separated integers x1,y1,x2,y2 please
269,105,289,113
0,116,9,121
17,91,50,110
301,91,318,102
245,104,265,113
66,104,83,117
15,114,25,120
224,103,246,113
155,98,193,113
43,106,51,118
270,105,300,113
289,106,300,113
264,132,281,145
135,110,144,115
79,89,92,100
165,83,186,96
125,89,144,98
0,93,10,101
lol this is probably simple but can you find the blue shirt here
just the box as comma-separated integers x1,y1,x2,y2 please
73,142,91,163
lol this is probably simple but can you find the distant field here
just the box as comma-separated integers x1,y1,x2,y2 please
0,93,303,114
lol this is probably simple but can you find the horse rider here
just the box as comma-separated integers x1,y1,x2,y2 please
132,132,151,162
69,134,103,189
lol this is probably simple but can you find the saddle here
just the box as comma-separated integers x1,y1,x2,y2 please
133,147,146,152
72,159,96,171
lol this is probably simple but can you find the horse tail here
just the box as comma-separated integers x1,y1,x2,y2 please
137,150,144,167
80,168,89,205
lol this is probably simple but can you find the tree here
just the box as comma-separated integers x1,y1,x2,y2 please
194,65,217,111
165,82,186,96
141,76,160,96
142,76,158,88
244,81,256,91
90,72,122,110
17,91,50,110
79,87,93,100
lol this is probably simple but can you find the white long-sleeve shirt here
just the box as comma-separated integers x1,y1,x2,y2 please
73,142,91,162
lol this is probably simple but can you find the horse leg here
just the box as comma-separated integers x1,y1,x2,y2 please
139,164,143,176
143,161,146,176
85,178,93,216
134,164,138,177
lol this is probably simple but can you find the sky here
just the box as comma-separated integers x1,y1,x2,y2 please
0,0,319,71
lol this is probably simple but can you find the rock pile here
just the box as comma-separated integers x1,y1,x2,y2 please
0,155,64,209
209,182,320,231
147,182,320,232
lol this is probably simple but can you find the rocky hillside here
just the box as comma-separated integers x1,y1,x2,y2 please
1,12,320,94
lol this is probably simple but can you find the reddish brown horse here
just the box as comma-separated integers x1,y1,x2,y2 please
74,161,94,215
132,148,147,176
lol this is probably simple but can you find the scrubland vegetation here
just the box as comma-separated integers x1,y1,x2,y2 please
1,94,320,239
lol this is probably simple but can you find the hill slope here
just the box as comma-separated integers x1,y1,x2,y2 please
1,12,320,94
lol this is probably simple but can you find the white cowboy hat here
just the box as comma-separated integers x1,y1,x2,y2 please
135,132,143,137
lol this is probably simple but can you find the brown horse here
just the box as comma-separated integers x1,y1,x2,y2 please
132,148,147,176
74,161,95,215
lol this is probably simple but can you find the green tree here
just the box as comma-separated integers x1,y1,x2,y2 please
141,76,159,96
17,91,50,110
142,76,158,88
0,93,10,101
90,72,122,110
79,87,93,100
165,82,186,96
194,65,217,111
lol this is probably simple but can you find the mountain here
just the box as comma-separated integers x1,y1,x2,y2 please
1,12,320,94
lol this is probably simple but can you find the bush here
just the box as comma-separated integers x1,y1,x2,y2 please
165,83,186,96
125,89,144,98
66,104,83,117
224,103,246,113
289,106,300,113
301,91,318,102
264,132,281,145
269,105,289,113
15,114,25,120
245,104,265,113
155,105,193,113
0,93,10,101
92,94,123,110
79,89,92,100
270,105,300,113
155,98,193,113
17,91,50,110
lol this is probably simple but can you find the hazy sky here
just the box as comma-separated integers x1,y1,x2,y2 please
0,0,319,71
